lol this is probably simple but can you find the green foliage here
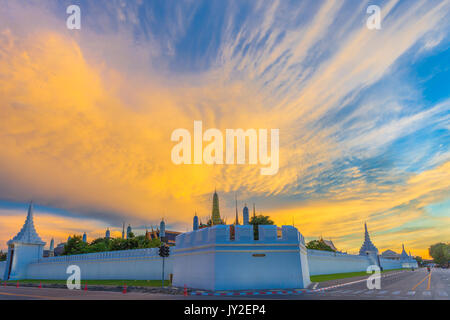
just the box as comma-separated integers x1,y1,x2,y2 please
414,256,424,267
63,234,161,256
429,243,450,266
249,215,274,240
249,215,274,226
306,239,335,252
310,269,404,282
0,250,7,261
64,235,89,255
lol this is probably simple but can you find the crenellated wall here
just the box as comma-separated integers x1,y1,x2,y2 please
26,248,173,280
172,224,310,291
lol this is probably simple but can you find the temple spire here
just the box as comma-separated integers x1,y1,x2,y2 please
234,193,239,225
9,202,45,245
359,222,378,255
211,190,222,225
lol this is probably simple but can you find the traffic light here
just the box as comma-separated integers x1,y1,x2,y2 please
159,245,170,257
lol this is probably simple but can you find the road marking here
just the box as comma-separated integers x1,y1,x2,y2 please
377,290,388,295
392,291,400,295
438,291,448,297
427,271,432,290
0,290,67,300
422,291,431,296
412,272,431,291
353,290,365,294
406,291,415,296
312,283,319,290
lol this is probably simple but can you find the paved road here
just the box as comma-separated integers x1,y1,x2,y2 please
234,268,450,300
0,268,448,300
0,285,177,300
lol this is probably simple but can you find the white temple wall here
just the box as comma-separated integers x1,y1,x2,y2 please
172,225,311,291
0,261,6,278
379,258,402,270
26,248,173,280
8,243,45,280
307,250,372,276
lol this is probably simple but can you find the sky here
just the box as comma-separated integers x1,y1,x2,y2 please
0,0,449,258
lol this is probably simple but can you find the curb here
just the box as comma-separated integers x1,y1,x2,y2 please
191,289,313,296
0,282,185,295
189,270,407,296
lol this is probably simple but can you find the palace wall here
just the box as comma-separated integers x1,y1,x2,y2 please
26,248,173,280
307,249,372,275
0,261,5,278
308,250,405,276
379,257,403,270
172,224,311,291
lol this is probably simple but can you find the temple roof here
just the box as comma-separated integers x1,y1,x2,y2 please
322,239,337,251
359,223,378,255
8,202,45,245
381,249,399,258
400,244,410,260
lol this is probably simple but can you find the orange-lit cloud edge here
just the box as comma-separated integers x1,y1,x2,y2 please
0,1,449,259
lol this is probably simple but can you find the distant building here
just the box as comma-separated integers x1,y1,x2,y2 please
359,223,379,255
211,190,222,225
126,225,132,239
381,249,400,260
321,238,338,252
146,226,180,246
53,243,65,256
242,205,249,225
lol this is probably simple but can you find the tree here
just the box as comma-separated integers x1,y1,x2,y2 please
306,239,335,252
63,235,89,255
250,215,274,225
63,234,162,256
0,250,7,261
249,215,274,240
429,243,450,267
414,256,424,267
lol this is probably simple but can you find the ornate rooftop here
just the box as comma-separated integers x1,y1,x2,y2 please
359,223,378,255
8,202,45,246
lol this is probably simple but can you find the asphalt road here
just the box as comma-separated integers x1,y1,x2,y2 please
238,268,450,300
0,268,448,300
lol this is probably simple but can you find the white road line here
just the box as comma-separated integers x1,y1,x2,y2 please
391,291,401,295
377,290,388,295
312,283,319,290
406,291,415,296
422,291,431,296
438,291,448,297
